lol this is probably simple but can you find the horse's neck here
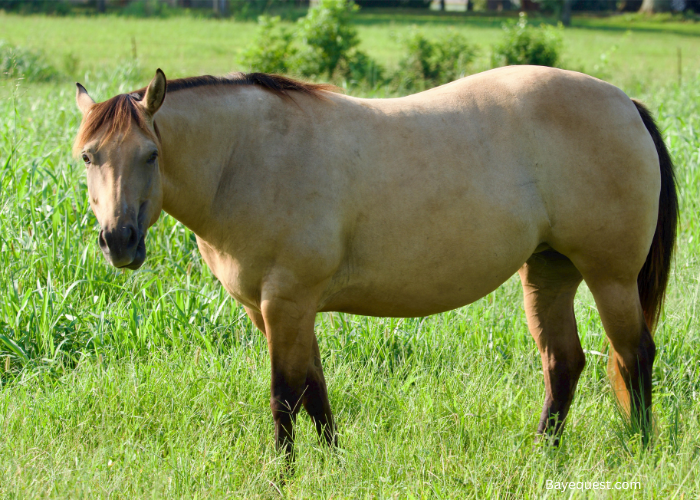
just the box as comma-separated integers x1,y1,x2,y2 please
155,89,259,236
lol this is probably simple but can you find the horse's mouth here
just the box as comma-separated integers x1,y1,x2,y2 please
119,234,146,270
107,205,149,270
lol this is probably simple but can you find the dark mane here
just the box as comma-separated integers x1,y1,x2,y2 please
74,72,338,155
134,72,339,100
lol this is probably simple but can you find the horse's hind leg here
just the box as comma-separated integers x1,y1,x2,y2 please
585,279,655,445
519,250,585,445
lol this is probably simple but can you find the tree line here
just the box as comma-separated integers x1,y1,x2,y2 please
0,0,700,17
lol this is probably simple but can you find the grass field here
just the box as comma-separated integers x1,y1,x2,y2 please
1,10,700,499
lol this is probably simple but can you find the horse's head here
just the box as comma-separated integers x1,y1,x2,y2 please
74,69,167,270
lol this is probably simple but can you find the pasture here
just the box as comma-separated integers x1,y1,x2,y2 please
1,10,700,498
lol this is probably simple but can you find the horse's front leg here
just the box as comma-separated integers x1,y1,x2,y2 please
260,293,335,458
304,333,336,447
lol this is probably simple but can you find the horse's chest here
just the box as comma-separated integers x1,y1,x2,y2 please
195,237,260,310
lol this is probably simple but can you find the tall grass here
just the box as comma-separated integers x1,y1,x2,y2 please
1,48,700,499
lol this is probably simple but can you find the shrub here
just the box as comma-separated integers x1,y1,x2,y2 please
239,15,297,74
494,13,562,67
395,30,478,90
295,0,361,78
0,41,60,83
240,0,383,86
339,48,384,86
432,32,479,82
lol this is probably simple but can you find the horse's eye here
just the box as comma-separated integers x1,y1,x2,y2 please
147,152,158,164
82,153,91,164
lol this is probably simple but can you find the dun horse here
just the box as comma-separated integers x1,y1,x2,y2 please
73,66,677,456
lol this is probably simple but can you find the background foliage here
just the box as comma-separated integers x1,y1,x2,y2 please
494,12,562,66
394,28,479,90
241,0,383,86
355,0,433,8
1,0,698,16
0,0,73,15
239,0,553,89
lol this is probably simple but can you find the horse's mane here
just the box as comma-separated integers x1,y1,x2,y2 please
73,72,338,156
145,72,338,99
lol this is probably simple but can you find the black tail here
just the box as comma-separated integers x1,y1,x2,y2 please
632,99,679,332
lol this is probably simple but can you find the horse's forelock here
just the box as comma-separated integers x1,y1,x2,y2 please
73,93,158,157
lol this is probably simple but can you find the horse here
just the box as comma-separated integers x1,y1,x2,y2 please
73,66,677,457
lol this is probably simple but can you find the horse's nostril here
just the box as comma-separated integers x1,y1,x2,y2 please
126,225,138,250
98,230,108,251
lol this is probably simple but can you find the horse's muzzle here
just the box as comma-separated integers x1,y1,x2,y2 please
99,224,146,270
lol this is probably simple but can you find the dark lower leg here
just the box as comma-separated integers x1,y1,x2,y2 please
609,327,655,445
589,279,656,448
262,295,320,460
537,339,586,444
270,377,304,458
302,336,335,446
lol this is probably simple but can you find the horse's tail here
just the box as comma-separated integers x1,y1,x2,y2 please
632,99,679,332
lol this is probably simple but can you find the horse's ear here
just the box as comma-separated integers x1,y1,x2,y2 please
76,83,95,116
141,68,167,117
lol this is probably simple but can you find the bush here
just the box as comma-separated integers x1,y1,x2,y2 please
395,30,478,90
239,15,297,74
0,41,60,83
494,13,562,67
339,48,384,86
240,0,383,86
295,0,361,78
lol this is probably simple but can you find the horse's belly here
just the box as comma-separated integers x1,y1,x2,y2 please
320,270,517,317
319,219,538,317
